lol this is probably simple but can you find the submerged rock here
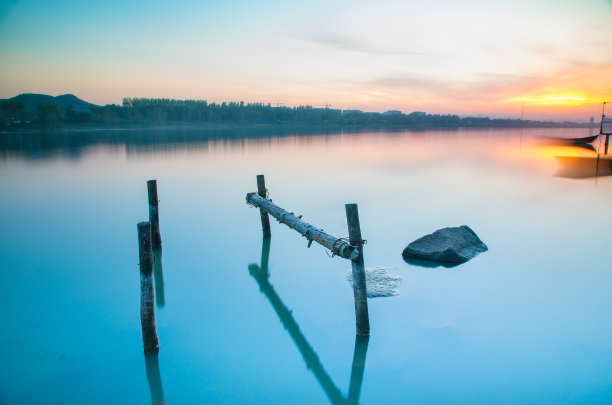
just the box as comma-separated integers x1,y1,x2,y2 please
347,266,402,298
402,225,487,266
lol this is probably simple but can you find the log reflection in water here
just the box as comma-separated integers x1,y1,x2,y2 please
248,237,369,404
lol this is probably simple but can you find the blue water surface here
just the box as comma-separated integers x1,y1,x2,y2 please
1,127,611,404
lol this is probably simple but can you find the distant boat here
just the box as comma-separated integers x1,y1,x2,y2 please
553,103,612,178
568,134,600,143
536,103,610,145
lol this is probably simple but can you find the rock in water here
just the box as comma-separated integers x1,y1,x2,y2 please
402,225,487,265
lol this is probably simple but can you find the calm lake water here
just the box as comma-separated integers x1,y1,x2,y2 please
1,127,611,404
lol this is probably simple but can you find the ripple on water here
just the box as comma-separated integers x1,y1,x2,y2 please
347,266,403,298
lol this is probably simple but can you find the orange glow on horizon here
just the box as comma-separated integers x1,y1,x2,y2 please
505,92,603,107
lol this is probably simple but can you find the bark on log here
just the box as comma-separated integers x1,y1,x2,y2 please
246,192,359,260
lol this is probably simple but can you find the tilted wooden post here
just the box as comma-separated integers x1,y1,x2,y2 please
346,204,370,336
138,221,159,353
256,175,272,238
147,180,162,249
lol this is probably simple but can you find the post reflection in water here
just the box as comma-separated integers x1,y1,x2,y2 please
145,248,165,404
152,248,165,308
144,352,165,405
248,238,369,405
348,335,369,404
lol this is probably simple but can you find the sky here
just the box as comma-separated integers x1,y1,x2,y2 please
1,0,611,121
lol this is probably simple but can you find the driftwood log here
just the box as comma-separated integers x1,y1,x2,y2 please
246,192,359,260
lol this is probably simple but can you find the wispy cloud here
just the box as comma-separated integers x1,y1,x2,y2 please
369,71,533,98
305,33,431,58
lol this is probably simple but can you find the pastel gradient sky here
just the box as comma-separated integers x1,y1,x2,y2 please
1,0,611,120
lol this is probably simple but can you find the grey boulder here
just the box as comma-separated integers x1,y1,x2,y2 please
402,225,487,266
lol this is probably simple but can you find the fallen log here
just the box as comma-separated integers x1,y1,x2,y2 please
246,192,359,261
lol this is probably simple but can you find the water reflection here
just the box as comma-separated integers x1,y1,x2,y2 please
248,238,369,404
0,126,399,161
554,156,612,179
144,352,165,405
542,134,612,179
403,257,460,269
259,237,271,278
532,133,599,148
153,248,165,308
347,335,369,404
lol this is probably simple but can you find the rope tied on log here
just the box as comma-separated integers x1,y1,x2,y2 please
329,238,346,258
352,238,368,246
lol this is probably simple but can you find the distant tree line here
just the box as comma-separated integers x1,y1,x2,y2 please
1,97,592,128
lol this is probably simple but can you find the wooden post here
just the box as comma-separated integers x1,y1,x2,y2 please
346,204,370,336
147,180,162,249
138,221,159,353
256,175,271,238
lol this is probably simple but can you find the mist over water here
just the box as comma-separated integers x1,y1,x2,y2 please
1,127,611,404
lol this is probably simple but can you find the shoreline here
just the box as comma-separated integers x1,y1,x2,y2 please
0,121,597,135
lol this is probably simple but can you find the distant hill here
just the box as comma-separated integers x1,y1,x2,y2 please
4,93,98,113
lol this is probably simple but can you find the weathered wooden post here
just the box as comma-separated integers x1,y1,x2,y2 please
147,180,162,249
256,175,271,238
138,221,159,353
346,204,370,336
